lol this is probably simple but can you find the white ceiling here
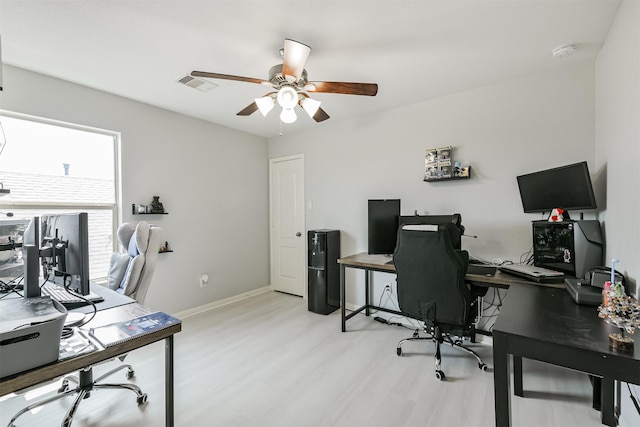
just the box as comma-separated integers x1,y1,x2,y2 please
0,0,621,138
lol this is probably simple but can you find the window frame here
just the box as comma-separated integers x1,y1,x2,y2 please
0,109,122,280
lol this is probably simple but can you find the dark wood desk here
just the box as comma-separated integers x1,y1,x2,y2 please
0,292,182,426
338,252,562,332
492,284,640,427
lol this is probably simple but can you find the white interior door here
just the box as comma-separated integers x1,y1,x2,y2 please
270,155,306,297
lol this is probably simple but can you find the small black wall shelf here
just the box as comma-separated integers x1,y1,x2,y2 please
133,212,169,215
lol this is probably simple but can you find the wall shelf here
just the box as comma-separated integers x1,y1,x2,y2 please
424,166,471,182
133,212,169,215
424,175,471,182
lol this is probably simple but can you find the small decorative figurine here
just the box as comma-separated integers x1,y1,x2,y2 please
549,207,566,222
150,196,165,214
597,260,639,352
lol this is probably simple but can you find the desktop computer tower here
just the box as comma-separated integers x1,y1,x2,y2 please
532,220,603,278
307,229,340,315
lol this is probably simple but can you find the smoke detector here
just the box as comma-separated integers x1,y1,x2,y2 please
552,44,577,58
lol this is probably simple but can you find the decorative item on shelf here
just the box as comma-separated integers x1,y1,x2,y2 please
159,241,173,253
597,260,638,353
132,196,168,214
424,146,470,182
149,196,165,213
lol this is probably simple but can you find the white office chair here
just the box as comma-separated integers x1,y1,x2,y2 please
8,221,161,427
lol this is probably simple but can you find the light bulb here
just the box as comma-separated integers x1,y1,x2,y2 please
302,98,321,118
277,87,298,109
255,96,275,117
280,108,297,124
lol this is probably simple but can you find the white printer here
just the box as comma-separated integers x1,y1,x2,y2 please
0,296,67,378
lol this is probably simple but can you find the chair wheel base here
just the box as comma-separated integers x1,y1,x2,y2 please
435,370,446,381
137,393,148,405
126,368,135,379
396,347,402,356
479,363,488,372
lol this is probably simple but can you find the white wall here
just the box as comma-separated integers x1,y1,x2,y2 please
595,2,640,426
0,65,270,314
269,62,597,306
595,0,639,294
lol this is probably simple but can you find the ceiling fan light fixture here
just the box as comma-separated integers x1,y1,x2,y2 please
304,83,316,92
277,86,298,109
255,95,275,117
280,108,297,124
302,97,321,118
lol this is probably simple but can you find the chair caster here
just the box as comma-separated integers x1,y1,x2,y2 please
126,367,135,379
454,339,463,346
479,363,488,372
137,393,148,405
435,370,446,381
396,347,403,356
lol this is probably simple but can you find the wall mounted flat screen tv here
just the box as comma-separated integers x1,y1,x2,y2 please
368,199,400,255
516,161,597,214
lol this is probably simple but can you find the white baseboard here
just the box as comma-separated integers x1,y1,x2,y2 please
173,286,271,319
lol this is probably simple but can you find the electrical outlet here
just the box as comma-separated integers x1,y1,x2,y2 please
199,274,209,288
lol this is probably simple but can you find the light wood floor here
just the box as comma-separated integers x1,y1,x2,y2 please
1,290,605,426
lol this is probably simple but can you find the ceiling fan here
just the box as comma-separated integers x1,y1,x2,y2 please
191,39,378,124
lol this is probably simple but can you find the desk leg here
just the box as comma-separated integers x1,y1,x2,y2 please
365,270,370,317
493,332,512,427
601,377,616,427
165,335,175,427
340,264,346,332
513,356,523,397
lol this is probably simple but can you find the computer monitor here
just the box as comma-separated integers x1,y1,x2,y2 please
368,199,400,255
399,214,464,249
39,212,91,296
516,161,597,215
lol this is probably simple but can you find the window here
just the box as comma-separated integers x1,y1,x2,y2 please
0,111,120,280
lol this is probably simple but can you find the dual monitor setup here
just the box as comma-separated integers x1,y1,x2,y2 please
21,212,92,299
367,161,603,280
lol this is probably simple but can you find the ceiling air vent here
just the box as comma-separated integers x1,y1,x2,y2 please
177,75,217,92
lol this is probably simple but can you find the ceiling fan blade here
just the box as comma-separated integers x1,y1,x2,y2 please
282,39,311,82
312,107,330,122
192,71,267,85
305,81,378,96
237,102,259,116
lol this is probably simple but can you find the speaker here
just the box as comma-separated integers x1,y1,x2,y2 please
23,244,41,297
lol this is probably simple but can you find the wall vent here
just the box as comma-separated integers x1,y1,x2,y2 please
177,75,217,92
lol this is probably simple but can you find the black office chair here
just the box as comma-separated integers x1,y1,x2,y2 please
393,224,488,380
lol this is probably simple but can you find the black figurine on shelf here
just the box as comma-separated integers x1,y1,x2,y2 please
150,196,165,214
159,241,172,253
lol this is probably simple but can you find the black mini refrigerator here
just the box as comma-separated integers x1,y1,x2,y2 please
307,229,340,314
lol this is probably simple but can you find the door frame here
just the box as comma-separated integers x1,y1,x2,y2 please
269,154,306,298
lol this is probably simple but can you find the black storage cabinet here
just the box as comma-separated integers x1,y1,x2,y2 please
307,229,340,314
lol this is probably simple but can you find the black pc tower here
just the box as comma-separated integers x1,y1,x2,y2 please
307,229,340,315
532,220,603,278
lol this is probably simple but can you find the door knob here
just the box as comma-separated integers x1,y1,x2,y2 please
296,232,302,237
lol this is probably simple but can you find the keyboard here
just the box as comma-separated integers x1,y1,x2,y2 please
41,284,104,305
499,264,565,283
